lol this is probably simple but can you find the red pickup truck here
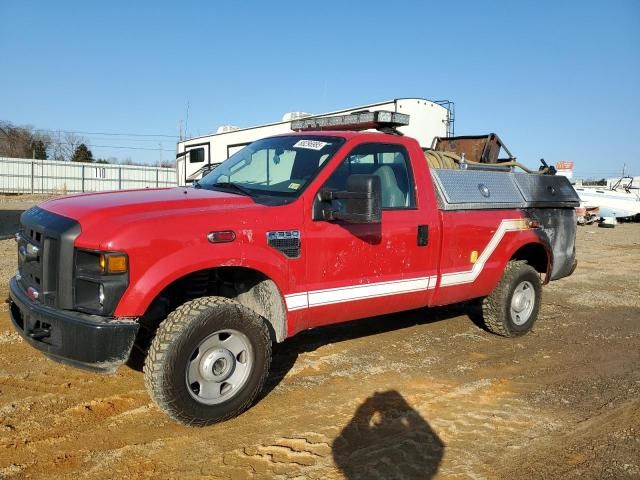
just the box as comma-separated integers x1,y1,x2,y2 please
10,111,579,425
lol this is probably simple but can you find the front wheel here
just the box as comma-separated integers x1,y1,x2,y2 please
143,296,271,426
482,261,542,337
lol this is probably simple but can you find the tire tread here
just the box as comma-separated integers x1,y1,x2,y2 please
143,296,271,426
482,260,540,337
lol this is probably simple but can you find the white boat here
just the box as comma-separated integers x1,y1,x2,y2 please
574,177,640,219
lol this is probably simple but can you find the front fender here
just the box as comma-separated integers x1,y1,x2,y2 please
113,242,290,317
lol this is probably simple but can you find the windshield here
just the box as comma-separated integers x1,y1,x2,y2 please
197,135,344,198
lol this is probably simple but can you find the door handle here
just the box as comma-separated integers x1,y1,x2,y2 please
417,225,429,246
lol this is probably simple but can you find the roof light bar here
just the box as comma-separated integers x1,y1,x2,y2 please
291,110,410,132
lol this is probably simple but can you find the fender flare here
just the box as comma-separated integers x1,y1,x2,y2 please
114,246,290,337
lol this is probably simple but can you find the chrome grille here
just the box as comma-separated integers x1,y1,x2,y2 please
17,207,80,309
16,229,45,299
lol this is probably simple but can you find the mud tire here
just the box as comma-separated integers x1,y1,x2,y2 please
482,261,542,337
143,296,271,426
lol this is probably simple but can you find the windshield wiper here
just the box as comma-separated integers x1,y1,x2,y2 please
210,181,254,197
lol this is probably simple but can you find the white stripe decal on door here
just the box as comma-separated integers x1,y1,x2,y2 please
284,218,528,311
308,276,436,308
284,292,309,311
284,276,436,311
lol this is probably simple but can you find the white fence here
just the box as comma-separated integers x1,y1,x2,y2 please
0,157,177,194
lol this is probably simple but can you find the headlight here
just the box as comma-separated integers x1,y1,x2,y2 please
76,250,128,274
74,249,129,315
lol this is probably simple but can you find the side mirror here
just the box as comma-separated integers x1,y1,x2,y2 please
317,174,382,223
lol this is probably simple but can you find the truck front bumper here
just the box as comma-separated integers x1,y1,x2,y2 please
9,276,139,373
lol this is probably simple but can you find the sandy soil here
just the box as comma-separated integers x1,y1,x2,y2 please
0,197,638,479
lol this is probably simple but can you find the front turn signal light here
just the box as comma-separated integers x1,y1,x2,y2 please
106,254,128,273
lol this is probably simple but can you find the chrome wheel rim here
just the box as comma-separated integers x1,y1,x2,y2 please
186,329,253,405
510,280,535,326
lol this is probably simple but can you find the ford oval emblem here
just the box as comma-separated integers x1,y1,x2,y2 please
478,184,490,198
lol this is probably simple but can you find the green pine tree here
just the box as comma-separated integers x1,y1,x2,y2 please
31,139,48,159
71,143,94,163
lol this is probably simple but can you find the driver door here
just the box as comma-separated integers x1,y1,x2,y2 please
300,141,437,328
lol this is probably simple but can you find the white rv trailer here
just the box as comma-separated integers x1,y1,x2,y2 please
176,98,453,185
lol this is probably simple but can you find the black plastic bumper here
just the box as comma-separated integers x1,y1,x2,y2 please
9,276,139,373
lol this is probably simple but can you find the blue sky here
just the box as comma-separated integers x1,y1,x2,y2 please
1,0,639,178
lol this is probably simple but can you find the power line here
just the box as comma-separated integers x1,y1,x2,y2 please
67,135,174,143
575,171,636,175
35,128,179,138
88,144,175,152
48,141,174,152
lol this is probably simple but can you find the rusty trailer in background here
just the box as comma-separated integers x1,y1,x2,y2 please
432,133,515,164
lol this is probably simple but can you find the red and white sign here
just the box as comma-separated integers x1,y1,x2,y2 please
556,161,574,170
556,161,574,179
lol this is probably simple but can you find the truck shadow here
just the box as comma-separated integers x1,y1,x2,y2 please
262,302,480,399
333,389,444,479
126,302,480,377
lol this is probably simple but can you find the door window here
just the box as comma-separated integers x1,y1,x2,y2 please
323,143,415,209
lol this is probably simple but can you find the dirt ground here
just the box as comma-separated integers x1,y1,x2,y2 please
0,196,638,480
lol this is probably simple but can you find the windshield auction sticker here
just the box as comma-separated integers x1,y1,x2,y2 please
293,140,328,150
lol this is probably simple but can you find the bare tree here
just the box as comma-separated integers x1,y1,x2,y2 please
118,157,143,166
0,121,52,158
156,159,176,168
50,131,87,161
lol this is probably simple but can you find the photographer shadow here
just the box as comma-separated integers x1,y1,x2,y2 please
333,390,444,480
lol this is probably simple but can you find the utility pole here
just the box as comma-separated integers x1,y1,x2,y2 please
159,142,163,165
185,101,190,139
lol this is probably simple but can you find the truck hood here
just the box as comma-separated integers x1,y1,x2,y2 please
40,187,257,231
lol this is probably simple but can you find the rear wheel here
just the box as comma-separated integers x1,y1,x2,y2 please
143,296,271,426
482,261,542,337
